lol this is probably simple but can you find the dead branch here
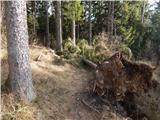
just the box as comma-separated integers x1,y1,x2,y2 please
81,58,97,69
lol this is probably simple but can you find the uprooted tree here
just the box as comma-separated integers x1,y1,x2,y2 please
83,52,157,101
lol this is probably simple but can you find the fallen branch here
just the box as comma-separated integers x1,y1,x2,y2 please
81,58,97,69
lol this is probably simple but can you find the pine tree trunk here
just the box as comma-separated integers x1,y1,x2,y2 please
0,2,2,41
46,1,50,47
6,1,36,102
0,1,2,50
77,22,80,40
89,1,92,45
72,19,76,47
55,1,63,52
33,1,36,37
111,1,114,39
107,1,111,41
108,1,114,42
141,1,145,24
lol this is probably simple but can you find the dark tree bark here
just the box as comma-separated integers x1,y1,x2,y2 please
55,1,63,52
89,1,92,45
45,1,50,47
6,1,36,102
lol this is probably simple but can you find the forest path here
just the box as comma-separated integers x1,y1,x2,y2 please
29,46,126,120
29,46,92,120
31,60,98,120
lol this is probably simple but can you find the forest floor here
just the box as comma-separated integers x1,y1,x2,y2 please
1,45,160,120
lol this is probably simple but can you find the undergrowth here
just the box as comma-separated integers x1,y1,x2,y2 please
62,33,132,63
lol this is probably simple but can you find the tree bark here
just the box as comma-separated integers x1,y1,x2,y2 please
0,1,2,49
33,1,36,37
77,22,80,40
55,1,63,52
108,1,114,42
141,1,145,24
45,1,50,47
89,1,92,45
82,58,97,69
6,1,36,102
111,1,114,38
72,19,76,47
107,1,111,41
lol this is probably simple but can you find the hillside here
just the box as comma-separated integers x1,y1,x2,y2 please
1,45,160,120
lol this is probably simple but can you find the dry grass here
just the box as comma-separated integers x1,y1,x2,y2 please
1,94,38,120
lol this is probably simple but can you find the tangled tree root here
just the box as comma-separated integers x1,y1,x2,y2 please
82,51,158,120
85,52,157,101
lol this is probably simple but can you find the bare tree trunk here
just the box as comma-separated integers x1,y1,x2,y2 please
72,19,76,47
141,1,145,24
89,1,92,45
0,1,2,49
107,1,111,41
77,21,79,40
33,1,36,37
111,1,114,39
55,1,63,52
45,1,50,47
108,1,114,42
6,1,36,102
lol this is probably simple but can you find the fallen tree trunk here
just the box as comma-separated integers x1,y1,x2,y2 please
81,58,97,69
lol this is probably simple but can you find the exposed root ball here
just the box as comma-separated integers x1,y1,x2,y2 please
92,52,156,101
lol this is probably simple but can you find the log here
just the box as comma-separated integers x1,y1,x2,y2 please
81,58,97,69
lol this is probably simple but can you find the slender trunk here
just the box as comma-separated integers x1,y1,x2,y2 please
33,1,36,37
107,1,111,41
55,1,63,52
111,1,114,38
114,23,117,38
6,1,36,101
141,1,145,24
46,1,50,47
108,1,114,42
89,1,92,45
72,19,76,47
77,22,79,40
0,1,2,48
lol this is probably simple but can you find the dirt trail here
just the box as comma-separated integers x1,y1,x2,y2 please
31,61,96,120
